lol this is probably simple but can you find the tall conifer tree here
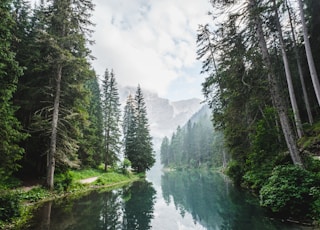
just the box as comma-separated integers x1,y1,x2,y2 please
0,0,27,181
32,0,95,189
78,73,104,167
101,69,121,171
123,86,155,173
123,94,136,163
133,85,155,173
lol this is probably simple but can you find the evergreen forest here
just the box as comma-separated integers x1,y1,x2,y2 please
161,0,320,223
160,105,226,169
0,0,155,195
2,0,320,226
194,0,320,223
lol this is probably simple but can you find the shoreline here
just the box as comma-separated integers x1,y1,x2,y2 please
1,173,142,230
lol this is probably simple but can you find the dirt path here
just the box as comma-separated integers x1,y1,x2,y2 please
79,176,99,184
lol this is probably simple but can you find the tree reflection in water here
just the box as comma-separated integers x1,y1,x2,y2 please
161,170,299,230
27,180,156,230
122,180,156,230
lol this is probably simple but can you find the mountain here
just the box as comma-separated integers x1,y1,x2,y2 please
183,104,211,127
119,86,202,139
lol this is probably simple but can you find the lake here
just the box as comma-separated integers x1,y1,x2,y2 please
26,168,311,229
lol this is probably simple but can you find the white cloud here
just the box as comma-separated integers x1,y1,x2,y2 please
91,0,212,100
30,0,212,100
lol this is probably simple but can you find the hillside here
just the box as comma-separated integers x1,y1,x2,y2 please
119,86,202,138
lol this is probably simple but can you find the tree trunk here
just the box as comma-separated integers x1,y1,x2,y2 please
47,64,62,189
222,149,227,168
297,0,320,106
285,0,313,124
105,129,109,172
249,0,303,167
272,0,303,138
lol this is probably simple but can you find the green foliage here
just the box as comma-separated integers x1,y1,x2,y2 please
70,168,103,180
93,172,133,186
20,186,49,203
299,120,320,153
54,171,74,192
123,86,155,173
79,77,104,167
0,191,21,222
0,177,21,190
0,0,28,182
226,160,244,185
121,158,132,175
260,165,319,218
161,106,224,169
241,107,289,190
101,69,122,170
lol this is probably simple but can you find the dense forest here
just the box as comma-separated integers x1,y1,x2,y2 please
161,0,320,223
2,0,320,226
160,105,226,169
195,0,320,223
0,0,155,194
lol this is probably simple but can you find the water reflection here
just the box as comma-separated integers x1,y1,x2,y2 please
161,170,305,230
27,180,156,230
122,181,156,229
27,171,309,230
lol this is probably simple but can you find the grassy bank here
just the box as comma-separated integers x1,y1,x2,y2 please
0,168,143,230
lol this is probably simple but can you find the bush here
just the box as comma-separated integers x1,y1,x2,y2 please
20,187,49,203
121,158,131,175
226,160,243,185
54,170,74,192
243,169,269,191
0,191,21,222
260,165,318,219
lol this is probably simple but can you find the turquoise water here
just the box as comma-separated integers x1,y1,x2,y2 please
26,170,311,229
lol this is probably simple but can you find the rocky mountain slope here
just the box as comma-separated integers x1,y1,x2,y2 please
119,86,202,139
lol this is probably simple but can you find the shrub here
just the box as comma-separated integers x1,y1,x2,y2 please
54,170,74,192
0,191,21,222
121,158,131,175
226,160,243,185
260,165,318,219
20,187,49,203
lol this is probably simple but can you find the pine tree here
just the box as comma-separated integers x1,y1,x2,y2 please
248,0,303,167
78,73,104,167
160,136,170,167
133,85,155,173
123,94,136,164
123,86,155,173
23,0,95,189
0,0,28,181
101,69,121,171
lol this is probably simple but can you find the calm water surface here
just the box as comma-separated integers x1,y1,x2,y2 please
27,168,311,230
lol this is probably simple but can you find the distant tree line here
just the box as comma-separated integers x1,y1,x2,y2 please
0,0,154,190
160,106,226,169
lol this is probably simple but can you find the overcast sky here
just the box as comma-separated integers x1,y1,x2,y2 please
90,0,212,101
29,0,213,101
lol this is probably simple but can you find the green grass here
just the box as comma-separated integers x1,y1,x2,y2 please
1,167,142,230
69,168,105,180
94,171,136,185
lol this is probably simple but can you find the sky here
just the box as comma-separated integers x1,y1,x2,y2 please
29,0,213,101
90,0,212,101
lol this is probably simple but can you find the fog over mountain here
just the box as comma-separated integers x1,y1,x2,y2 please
119,86,202,140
